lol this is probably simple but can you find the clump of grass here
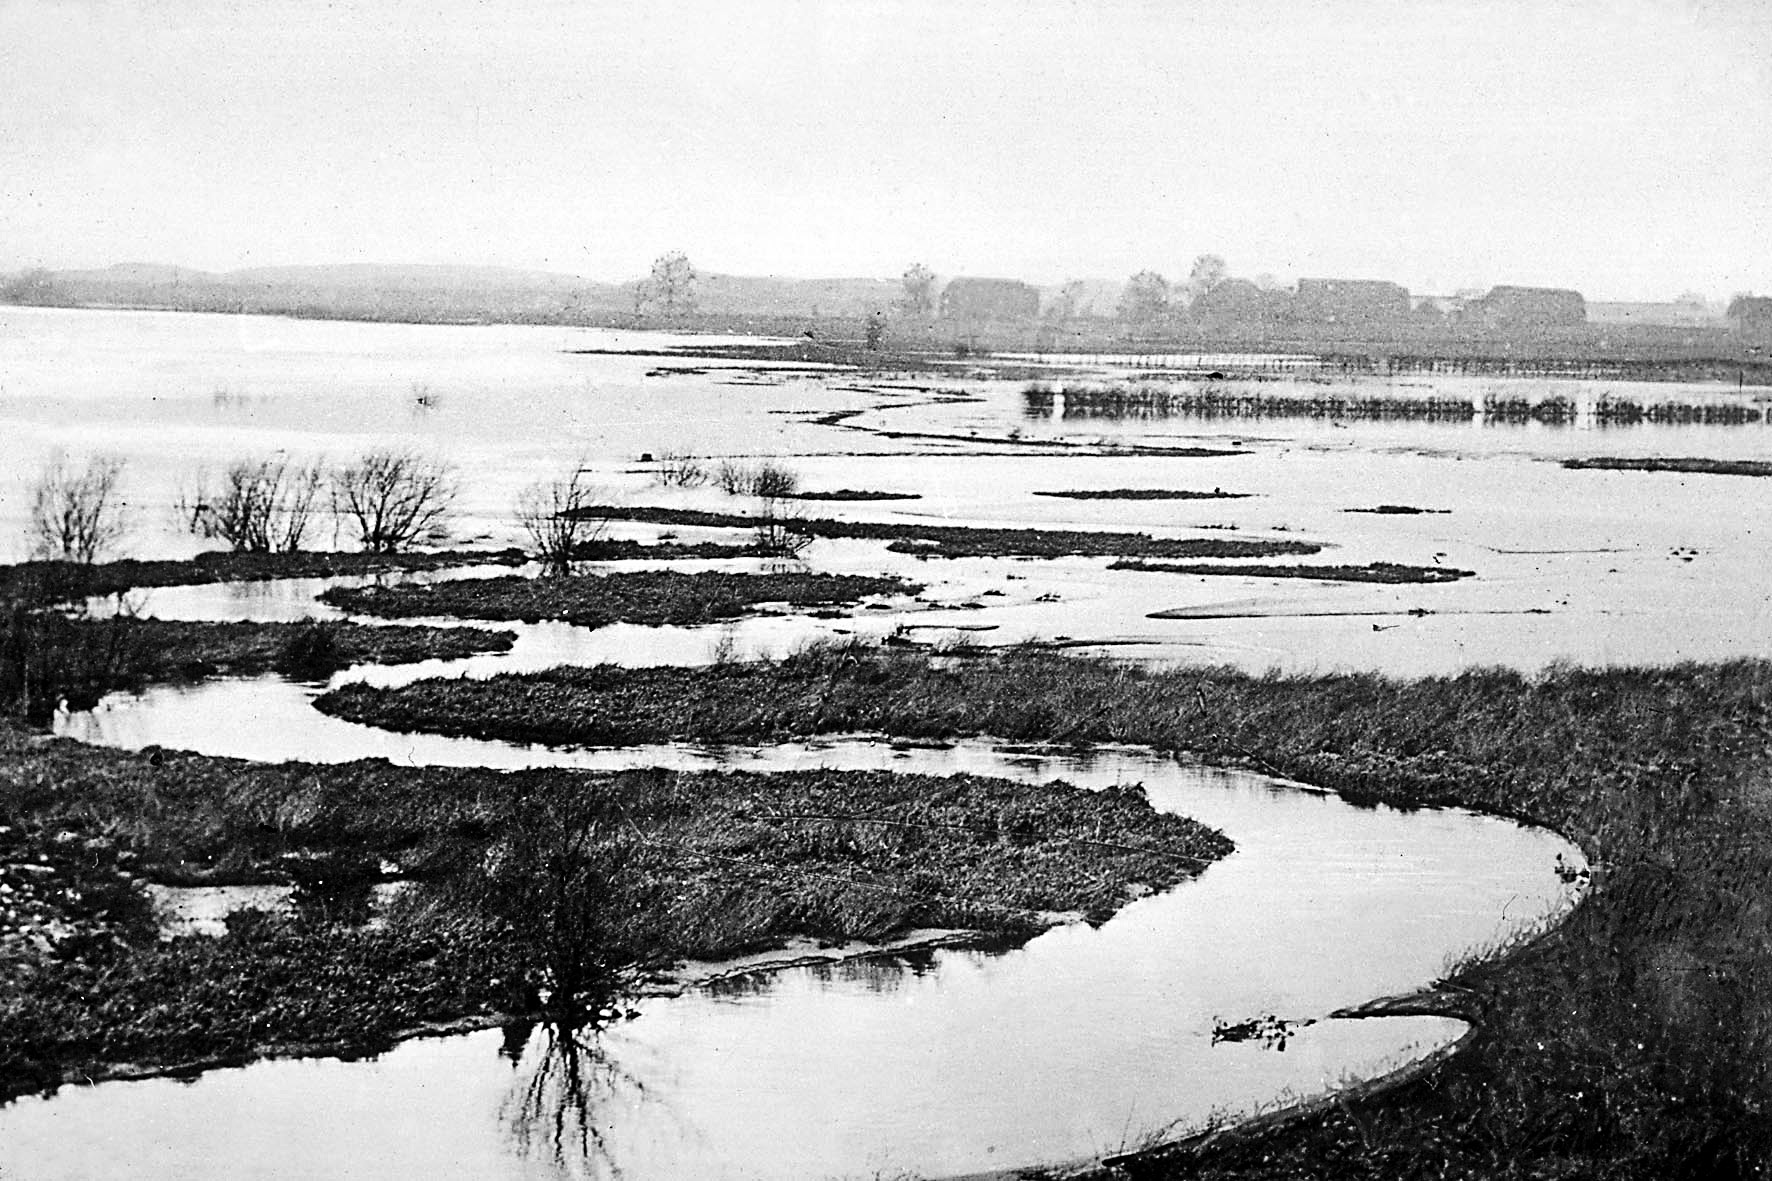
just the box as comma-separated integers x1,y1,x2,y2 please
273,620,346,679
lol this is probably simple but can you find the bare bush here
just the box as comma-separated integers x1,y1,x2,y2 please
29,454,129,564
330,449,458,553
516,467,605,576
179,456,326,553
749,461,799,499
714,459,800,499
714,460,750,496
653,451,707,488
753,493,811,557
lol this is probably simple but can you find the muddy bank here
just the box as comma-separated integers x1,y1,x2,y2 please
320,570,917,628
566,504,1321,560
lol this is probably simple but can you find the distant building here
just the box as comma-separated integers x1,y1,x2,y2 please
1728,295,1772,340
1475,285,1587,328
939,277,1040,323
1293,278,1411,324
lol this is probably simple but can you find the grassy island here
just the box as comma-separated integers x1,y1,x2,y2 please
320,570,917,628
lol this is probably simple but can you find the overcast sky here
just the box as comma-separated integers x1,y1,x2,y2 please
4,0,1770,299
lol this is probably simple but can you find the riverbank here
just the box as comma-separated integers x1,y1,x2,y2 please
0,721,1228,1101
318,643,1772,1177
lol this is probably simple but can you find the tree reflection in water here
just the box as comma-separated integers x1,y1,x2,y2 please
499,1015,684,1178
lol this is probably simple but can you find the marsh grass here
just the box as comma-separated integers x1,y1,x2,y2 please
0,726,1225,1097
323,647,1772,1177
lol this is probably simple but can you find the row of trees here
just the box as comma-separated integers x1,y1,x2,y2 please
28,450,616,577
27,450,465,564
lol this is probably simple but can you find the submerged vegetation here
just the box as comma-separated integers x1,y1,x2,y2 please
1025,382,1478,422
565,504,1320,560
319,644,1772,1179
1034,488,1250,501
1110,560,1475,584
320,570,917,628
1562,456,1772,478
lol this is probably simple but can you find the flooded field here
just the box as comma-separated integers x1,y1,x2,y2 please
5,305,1770,675
0,305,1749,1176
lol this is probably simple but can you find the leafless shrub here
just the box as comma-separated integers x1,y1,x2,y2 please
29,453,130,564
715,459,800,498
714,460,750,495
517,467,605,576
179,456,326,553
329,449,458,553
653,451,708,488
753,493,811,557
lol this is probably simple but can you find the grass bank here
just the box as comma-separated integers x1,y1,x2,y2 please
0,724,1227,1098
567,504,1319,561
0,548,528,603
320,570,917,628
318,643,1772,1177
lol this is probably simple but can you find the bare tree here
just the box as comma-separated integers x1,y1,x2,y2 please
899,263,937,317
329,449,458,553
29,453,129,564
180,456,326,553
516,466,605,576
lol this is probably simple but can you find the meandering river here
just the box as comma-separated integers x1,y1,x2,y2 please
0,306,1655,1175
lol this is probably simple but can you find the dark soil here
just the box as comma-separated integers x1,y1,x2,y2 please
320,570,918,629
1111,560,1475,584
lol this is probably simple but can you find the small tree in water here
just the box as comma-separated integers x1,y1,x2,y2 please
516,467,604,576
180,456,326,552
29,453,129,564
330,449,458,553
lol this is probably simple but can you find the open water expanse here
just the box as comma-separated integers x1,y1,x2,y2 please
1,305,1754,1175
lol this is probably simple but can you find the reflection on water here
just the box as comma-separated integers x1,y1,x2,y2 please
6,722,1587,1178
